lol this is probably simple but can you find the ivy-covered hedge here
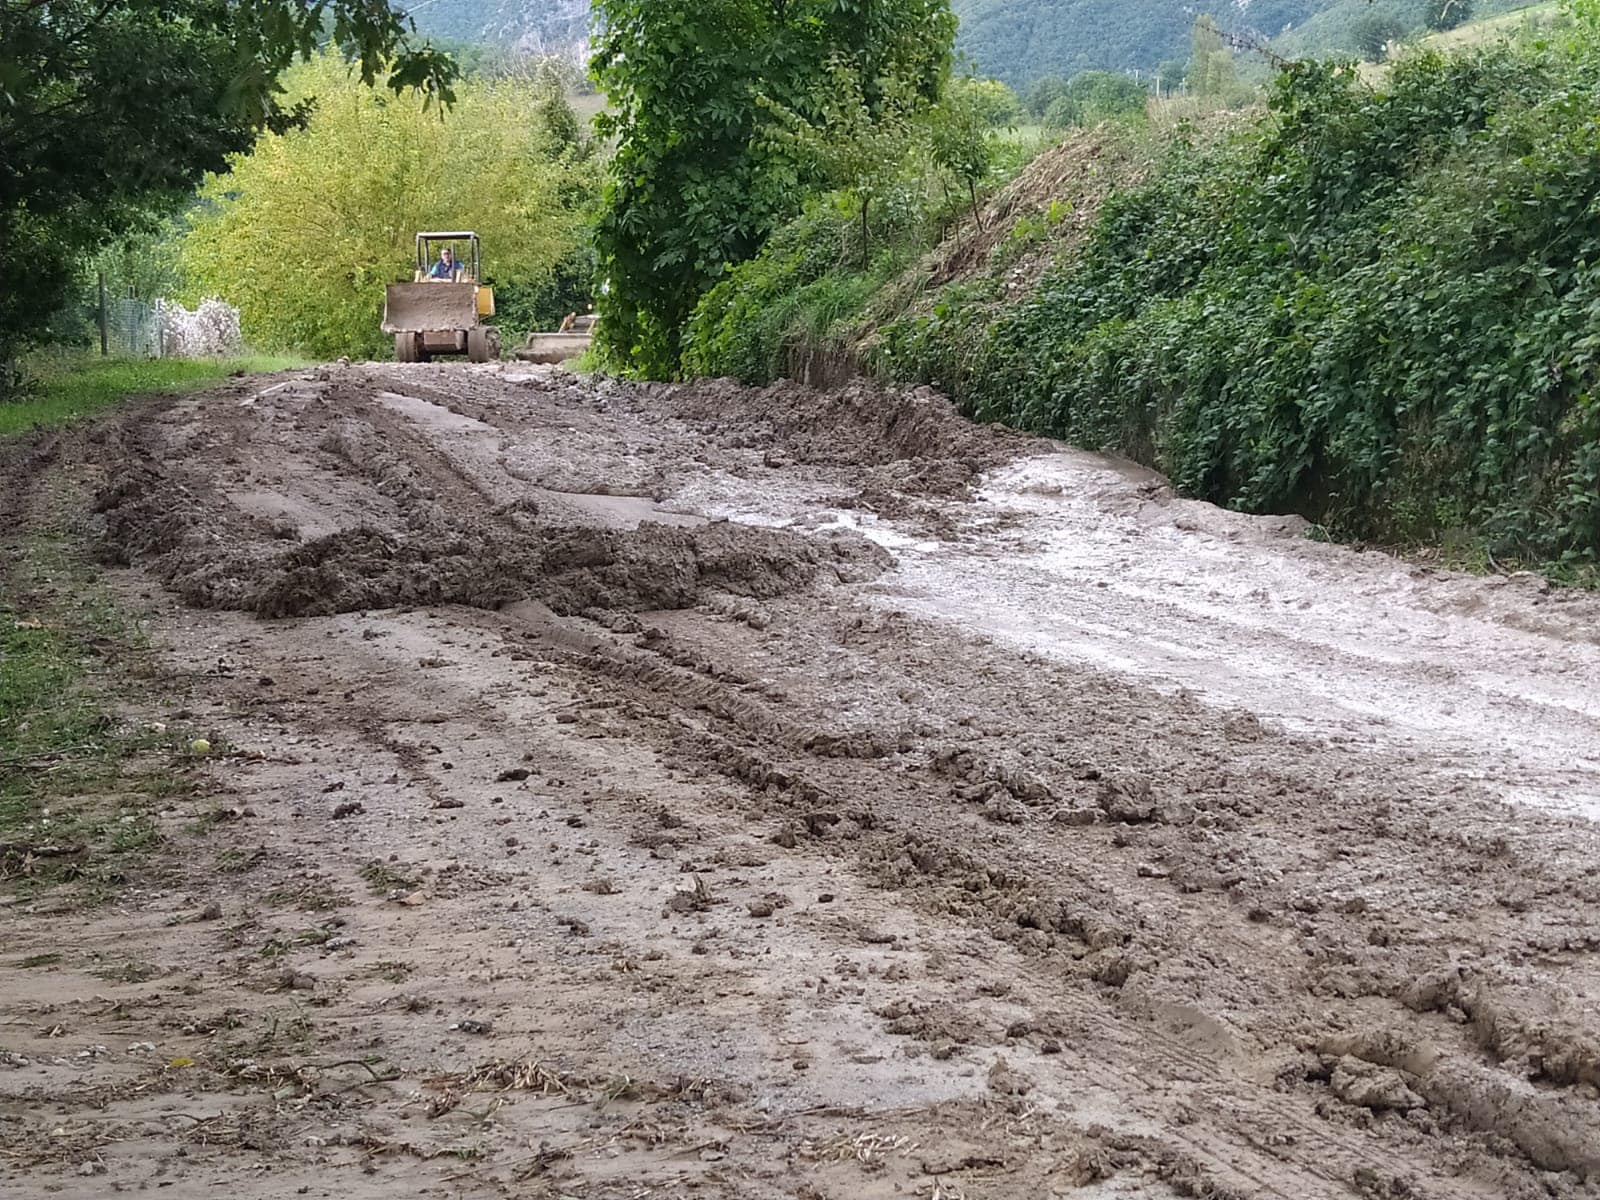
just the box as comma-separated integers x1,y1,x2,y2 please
876,45,1600,574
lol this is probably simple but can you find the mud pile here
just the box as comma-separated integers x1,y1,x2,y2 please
646,378,1047,495
244,520,883,619
92,401,888,620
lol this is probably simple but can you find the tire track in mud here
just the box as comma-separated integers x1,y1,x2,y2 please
463,603,1571,1200
386,605,1356,1200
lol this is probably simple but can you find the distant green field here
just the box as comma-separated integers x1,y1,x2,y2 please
1,353,305,438
1423,1,1558,48
1351,2,1560,82
993,123,1047,146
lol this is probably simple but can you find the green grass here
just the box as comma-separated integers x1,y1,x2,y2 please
1422,1,1559,50
1,351,306,438
1,500,203,897
992,123,1047,147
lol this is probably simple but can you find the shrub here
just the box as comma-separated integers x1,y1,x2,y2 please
681,187,931,382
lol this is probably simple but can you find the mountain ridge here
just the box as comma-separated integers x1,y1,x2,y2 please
406,0,1544,89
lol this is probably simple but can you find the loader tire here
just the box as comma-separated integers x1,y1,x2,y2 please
467,326,499,363
395,332,422,363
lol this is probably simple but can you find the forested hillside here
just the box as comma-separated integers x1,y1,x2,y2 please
951,0,1321,84
407,0,1550,86
408,0,590,54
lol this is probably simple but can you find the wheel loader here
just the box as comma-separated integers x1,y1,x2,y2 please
382,232,502,363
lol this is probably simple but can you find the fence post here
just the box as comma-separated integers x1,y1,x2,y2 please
98,272,108,357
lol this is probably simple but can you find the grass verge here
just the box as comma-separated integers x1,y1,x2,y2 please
1,482,205,900
1,351,306,438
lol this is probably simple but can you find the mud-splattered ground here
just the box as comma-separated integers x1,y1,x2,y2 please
4,362,1600,1200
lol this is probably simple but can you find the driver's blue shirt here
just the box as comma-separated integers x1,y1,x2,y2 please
429,258,459,279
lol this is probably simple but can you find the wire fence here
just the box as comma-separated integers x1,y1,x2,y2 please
104,293,161,358
81,278,242,359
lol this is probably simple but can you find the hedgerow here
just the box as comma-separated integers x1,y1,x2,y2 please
877,40,1600,574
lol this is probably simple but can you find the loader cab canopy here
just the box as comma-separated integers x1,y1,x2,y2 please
415,232,481,284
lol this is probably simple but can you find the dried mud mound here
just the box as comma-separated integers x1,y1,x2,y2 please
249,520,882,619
92,407,888,620
646,378,1047,494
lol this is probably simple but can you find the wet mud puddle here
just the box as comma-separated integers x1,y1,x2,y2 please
705,448,1600,820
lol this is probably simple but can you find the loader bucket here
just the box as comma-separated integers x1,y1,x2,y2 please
514,333,594,364
382,283,479,334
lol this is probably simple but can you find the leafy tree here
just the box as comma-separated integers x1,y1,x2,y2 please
0,0,456,385
590,0,957,378
1025,75,1071,118
1042,97,1073,128
1353,8,1407,60
537,84,588,155
1188,17,1238,96
961,78,1024,126
931,78,1004,228
766,63,929,263
1156,59,1189,94
1043,70,1149,127
181,55,594,358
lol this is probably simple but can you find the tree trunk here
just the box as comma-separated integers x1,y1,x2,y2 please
969,179,984,232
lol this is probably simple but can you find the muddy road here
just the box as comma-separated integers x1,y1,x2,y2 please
4,362,1600,1199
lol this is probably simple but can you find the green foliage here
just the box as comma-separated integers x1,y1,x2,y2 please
680,61,1041,384
1280,0,1541,58
881,45,1600,572
1025,76,1070,117
2,515,207,897
1156,59,1191,92
1426,0,1478,30
590,0,958,378
960,78,1025,126
1189,17,1240,96
181,54,596,359
2,353,304,438
951,0,1326,88
1042,71,1149,128
538,85,588,154
0,1,457,386
681,189,933,383
493,249,598,338
1353,8,1410,59
930,78,1005,224
764,61,927,264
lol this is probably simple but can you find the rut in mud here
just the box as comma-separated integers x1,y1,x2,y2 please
4,361,1600,1200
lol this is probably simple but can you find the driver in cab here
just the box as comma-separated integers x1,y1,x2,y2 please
428,246,462,281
